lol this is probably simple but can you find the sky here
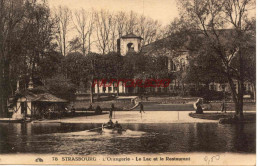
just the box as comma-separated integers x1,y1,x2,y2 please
48,0,179,26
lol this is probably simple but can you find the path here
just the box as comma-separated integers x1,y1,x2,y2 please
33,111,217,124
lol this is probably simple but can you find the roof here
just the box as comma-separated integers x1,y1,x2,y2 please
140,36,187,56
16,88,67,103
33,93,67,103
140,29,255,56
121,33,143,39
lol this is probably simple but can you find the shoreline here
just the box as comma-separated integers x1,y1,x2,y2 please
1,111,256,124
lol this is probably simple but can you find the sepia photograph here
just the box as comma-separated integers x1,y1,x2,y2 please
0,0,256,165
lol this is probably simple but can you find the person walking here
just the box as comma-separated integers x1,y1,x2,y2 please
221,101,226,113
139,103,145,119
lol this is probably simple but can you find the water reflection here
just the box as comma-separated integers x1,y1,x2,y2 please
0,122,255,154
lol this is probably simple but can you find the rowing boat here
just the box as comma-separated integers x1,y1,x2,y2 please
102,123,125,134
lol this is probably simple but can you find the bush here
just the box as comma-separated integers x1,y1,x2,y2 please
46,75,77,101
188,87,225,101
202,90,224,101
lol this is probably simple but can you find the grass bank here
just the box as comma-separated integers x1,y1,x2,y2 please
74,100,135,111
189,112,256,122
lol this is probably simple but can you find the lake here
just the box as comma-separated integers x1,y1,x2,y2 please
0,122,255,154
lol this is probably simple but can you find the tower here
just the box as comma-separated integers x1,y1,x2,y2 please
117,33,143,56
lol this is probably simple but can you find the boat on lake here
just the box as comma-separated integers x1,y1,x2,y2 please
102,120,125,134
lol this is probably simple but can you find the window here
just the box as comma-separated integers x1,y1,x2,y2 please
127,43,134,52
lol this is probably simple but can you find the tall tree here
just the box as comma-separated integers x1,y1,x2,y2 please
54,6,71,56
68,37,81,53
0,0,57,117
94,9,112,55
115,11,127,38
125,11,138,34
73,9,94,55
136,15,162,45
0,0,24,117
178,0,256,119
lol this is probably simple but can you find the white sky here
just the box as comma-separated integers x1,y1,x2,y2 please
48,0,179,26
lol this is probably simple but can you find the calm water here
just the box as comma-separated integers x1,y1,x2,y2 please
0,123,255,154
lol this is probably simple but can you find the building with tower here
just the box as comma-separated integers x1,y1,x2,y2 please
117,33,143,56
93,32,254,98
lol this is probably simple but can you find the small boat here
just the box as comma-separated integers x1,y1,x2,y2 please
101,121,125,134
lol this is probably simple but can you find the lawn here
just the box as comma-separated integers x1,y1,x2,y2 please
208,102,256,111
139,96,198,104
73,100,135,111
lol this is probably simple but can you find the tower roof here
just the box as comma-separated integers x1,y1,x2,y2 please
121,33,143,40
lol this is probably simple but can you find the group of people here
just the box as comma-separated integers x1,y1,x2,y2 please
103,102,145,129
104,119,122,129
102,103,122,131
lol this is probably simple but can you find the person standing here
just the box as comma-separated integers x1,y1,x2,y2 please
71,106,76,116
140,103,145,113
139,103,145,119
109,103,114,119
221,101,226,113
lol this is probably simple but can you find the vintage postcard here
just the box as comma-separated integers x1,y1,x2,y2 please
0,0,256,165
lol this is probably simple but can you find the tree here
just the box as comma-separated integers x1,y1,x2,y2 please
0,0,24,117
54,6,71,56
108,14,118,52
0,0,57,117
62,52,85,86
125,11,138,34
22,1,57,80
136,15,162,45
37,51,63,84
94,9,113,55
115,11,127,38
73,9,94,55
178,0,256,119
68,37,81,53
46,75,77,101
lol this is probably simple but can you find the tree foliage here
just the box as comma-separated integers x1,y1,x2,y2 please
176,0,256,118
